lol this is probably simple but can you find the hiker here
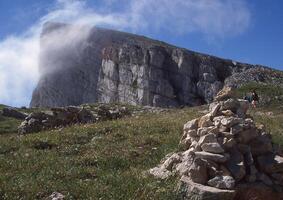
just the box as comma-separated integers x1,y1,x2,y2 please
243,93,252,103
251,90,259,108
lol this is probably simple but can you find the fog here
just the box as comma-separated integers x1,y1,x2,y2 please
0,0,251,107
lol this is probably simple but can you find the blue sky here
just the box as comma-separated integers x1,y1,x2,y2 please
0,0,282,106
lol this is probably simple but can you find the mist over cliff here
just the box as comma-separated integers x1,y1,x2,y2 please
30,22,283,108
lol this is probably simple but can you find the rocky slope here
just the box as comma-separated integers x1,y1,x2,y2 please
149,87,283,200
30,22,283,108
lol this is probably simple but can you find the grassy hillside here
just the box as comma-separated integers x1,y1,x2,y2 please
0,104,22,134
236,82,283,108
0,105,203,199
0,86,283,199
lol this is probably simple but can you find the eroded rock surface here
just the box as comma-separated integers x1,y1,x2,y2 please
30,22,283,108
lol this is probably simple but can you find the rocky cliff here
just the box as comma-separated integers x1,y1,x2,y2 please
30,22,283,108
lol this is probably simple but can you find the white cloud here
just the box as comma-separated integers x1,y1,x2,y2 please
0,0,251,107
0,31,40,107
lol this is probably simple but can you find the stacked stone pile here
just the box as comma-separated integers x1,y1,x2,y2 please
149,87,283,199
18,105,130,134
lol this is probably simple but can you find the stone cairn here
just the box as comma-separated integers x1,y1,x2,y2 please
149,87,283,199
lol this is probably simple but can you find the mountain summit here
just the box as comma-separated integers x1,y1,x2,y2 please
30,22,283,108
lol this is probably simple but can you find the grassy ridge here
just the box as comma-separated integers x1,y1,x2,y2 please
235,82,283,107
0,84,283,199
0,107,202,199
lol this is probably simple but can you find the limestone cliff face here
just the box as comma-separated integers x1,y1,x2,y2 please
30,22,281,107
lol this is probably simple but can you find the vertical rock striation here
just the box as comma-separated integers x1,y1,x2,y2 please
30,22,282,108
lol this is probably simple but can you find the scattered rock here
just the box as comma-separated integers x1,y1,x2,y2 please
176,157,194,176
214,86,235,102
198,114,213,127
184,119,199,131
18,105,130,134
221,99,239,112
149,87,283,199
188,158,208,184
47,192,65,200
187,129,198,137
163,153,181,170
236,99,249,118
179,136,192,151
201,143,225,154
195,151,229,163
221,117,243,128
18,118,43,134
2,107,28,119
198,133,217,146
210,103,220,117
178,176,236,200
207,175,235,189
222,110,235,117
197,126,217,136
148,167,172,180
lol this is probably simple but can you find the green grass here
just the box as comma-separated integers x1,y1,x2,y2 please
0,117,21,135
0,96,283,199
0,104,23,135
0,104,7,110
236,82,283,107
0,106,202,199
249,107,283,146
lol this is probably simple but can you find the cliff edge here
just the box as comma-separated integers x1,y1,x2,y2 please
30,22,283,107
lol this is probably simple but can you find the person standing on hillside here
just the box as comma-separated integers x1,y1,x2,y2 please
251,90,259,108
244,93,252,103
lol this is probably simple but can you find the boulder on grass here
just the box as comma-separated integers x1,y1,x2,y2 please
207,175,235,189
178,176,236,200
2,107,27,119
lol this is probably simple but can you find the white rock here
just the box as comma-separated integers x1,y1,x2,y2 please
221,117,243,128
163,153,181,170
178,176,236,200
195,151,229,163
198,113,213,128
149,167,172,179
188,158,208,184
210,103,220,117
201,143,225,154
48,192,65,200
207,175,235,189
184,119,199,131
